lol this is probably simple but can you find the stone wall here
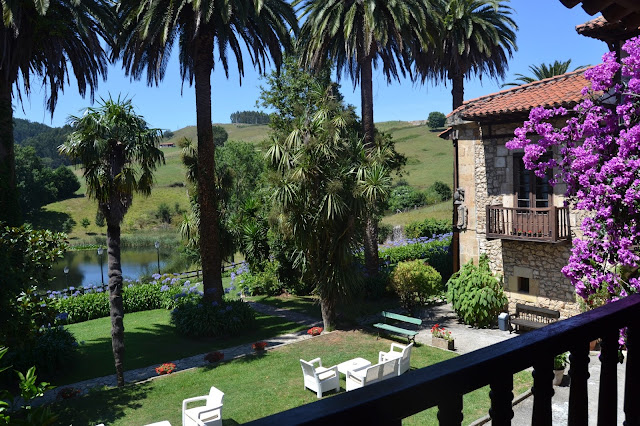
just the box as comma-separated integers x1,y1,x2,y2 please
455,121,581,318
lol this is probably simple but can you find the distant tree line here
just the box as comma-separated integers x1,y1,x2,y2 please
229,110,270,125
14,119,73,168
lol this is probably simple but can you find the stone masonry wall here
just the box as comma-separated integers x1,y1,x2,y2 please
456,121,581,318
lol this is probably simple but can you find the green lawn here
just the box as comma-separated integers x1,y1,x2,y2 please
382,201,452,227
60,308,306,386
51,331,532,425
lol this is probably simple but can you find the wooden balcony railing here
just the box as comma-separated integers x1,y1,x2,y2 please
486,205,570,243
247,294,640,426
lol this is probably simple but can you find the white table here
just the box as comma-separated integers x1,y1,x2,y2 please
337,357,371,375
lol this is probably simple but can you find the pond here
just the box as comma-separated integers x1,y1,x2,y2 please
48,247,175,291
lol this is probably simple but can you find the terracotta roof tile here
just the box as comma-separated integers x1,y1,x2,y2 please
575,16,640,41
449,68,591,122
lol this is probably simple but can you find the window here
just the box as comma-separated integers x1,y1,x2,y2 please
518,277,530,294
514,155,552,208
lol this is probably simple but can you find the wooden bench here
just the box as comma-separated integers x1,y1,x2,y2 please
373,311,422,343
509,303,560,333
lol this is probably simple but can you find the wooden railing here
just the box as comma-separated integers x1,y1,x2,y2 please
247,294,640,425
486,205,570,242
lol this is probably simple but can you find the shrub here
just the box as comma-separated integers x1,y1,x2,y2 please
377,223,394,244
446,255,507,328
170,299,256,338
388,184,426,212
405,218,452,239
430,181,452,201
377,234,452,280
155,203,172,224
238,261,283,296
390,260,442,313
6,326,78,380
427,111,446,129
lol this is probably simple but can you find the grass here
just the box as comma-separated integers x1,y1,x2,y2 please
60,308,306,386
51,331,532,425
32,121,452,240
381,201,452,227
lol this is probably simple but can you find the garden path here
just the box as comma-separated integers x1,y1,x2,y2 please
34,301,322,407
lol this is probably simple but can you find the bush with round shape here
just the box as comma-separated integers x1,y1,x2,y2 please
446,254,507,328
390,260,442,313
170,299,256,338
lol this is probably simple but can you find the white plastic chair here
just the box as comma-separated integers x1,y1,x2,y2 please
379,342,413,375
300,358,340,398
345,358,399,391
182,386,224,426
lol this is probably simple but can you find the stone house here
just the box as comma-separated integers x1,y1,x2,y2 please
441,70,591,318
440,15,640,319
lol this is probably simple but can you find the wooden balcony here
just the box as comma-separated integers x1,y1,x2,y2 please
486,204,571,243
247,294,640,425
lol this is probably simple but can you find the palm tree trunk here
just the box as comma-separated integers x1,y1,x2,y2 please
360,56,380,278
320,297,336,331
106,215,125,387
0,79,21,225
451,70,465,110
194,31,223,302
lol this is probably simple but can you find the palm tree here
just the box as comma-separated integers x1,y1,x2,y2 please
502,59,587,87
296,0,438,278
267,82,365,329
113,0,297,303
415,0,518,110
0,0,112,226
59,97,164,387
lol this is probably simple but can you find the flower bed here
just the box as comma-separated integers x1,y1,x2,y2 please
155,362,176,375
204,351,225,363
307,327,323,336
251,341,268,351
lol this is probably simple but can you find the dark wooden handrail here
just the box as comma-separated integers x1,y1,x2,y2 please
486,205,570,243
247,294,640,425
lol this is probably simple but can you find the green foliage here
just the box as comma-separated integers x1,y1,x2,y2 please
95,209,105,227
14,118,74,168
23,327,78,379
554,352,569,370
446,255,508,328
405,218,452,239
0,347,58,425
230,110,270,124
15,145,59,214
238,261,283,296
427,111,446,128
391,260,442,313
377,236,452,280
377,223,394,244
163,130,174,139
388,183,426,212
170,299,256,338
212,125,229,147
81,218,90,229
430,181,452,201
52,166,80,198
155,203,172,224
0,225,67,348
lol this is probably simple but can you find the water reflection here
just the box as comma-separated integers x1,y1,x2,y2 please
49,248,172,291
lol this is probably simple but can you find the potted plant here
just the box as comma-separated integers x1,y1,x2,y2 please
430,324,454,350
307,326,323,336
251,341,268,352
553,352,569,386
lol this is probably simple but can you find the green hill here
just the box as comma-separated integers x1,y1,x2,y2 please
36,121,452,242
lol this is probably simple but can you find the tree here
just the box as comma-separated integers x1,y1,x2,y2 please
506,37,640,310
0,0,112,226
15,146,58,215
114,0,297,303
415,0,517,110
266,81,365,330
427,111,446,128
297,0,437,278
502,59,587,87
52,166,81,199
212,125,229,147
59,97,164,387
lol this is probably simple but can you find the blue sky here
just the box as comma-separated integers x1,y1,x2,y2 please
14,0,607,131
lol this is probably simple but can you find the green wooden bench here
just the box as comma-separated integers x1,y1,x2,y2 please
373,311,422,343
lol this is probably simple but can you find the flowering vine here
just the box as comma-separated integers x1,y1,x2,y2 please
506,36,640,309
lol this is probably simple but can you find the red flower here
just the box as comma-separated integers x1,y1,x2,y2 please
252,341,268,351
155,362,176,375
307,327,323,336
204,351,224,363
